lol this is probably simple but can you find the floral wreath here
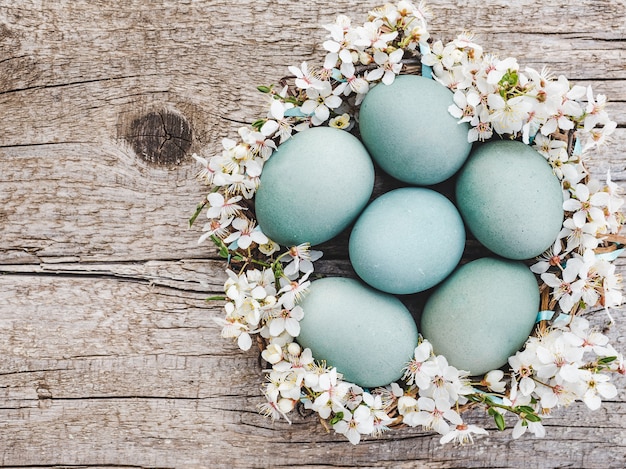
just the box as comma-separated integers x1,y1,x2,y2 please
189,1,625,445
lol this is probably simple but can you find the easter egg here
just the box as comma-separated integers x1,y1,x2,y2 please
349,187,465,294
420,257,539,376
358,75,472,185
297,277,418,387
455,139,564,260
255,127,375,247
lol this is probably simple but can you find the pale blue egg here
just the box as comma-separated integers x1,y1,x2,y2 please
255,127,375,247
297,277,418,387
349,187,465,294
455,139,564,260
420,257,540,376
358,75,472,185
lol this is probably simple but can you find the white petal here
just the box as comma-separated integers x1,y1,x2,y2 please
323,39,340,53
365,68,384,82
324,95,343,109
270,100,286,120
563,198,582,212
261,119,279,136
300,100,317,116
238,333,252,351
573,210,588,228
314,105,330,123
285,318,300,337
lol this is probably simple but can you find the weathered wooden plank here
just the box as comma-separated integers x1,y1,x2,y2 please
1,272,625,467
0,1,624,149
2,131,625,265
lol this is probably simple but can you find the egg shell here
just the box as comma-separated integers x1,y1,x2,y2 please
255,127,375,247
420,257,539,376
358,75,472,185
297,277,418,387
455,139,564,260
349,187,465,294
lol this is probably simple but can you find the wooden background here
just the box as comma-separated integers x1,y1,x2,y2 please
1,0,625,467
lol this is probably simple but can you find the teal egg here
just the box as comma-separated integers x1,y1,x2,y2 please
255,127,374,247
455,140,564,260
358,75,472,185
297,277,418,387
420,257,539,376
349,187,465,294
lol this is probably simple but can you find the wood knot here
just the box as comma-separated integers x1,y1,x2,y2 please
126,109,192,165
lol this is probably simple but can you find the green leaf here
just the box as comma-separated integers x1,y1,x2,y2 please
251,119,266,130
210,235,231,258
524,413,542,423
206,295,226,301
517,406,536,415
499,69,519,90
598,356,617,365
189,201,207,228
329,412,343,426
493,412,506,431
257,85,272,93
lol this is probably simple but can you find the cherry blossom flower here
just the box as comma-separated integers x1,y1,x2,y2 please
559,217,601,253
530,239,567,274
362,392,394,437
258,393,292,423
580,370,617,410
282,243,323,277
366,49,404,85
215,316,253,351
223,217,268,249
411,396,463,435
467,108,493,142
354,19,398,49
258,239,280,256
329,113,352,130
583,119,616,150
288,62,323,90
206,192,245,219
191,153,218,184
268,305,305,337
333,405,375,445
261,343,284,364
335,61,369,96
448,89,481,123
534,379,579,409
421,355,471,402
198,216,233,243
487,93,532,135
533,331,584,383
482,370,506,393
402,341,439,389
300,80,342,126
238,125,277,161
311,368,350,419
540,258,585,313
397,395,421,427
440,423,488,445
563,183,610,228
277,271,311,309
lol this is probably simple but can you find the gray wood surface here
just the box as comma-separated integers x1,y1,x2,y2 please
1,1,625,467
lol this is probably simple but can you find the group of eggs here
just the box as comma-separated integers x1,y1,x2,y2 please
254,75,564,387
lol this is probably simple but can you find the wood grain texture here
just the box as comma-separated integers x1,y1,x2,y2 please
1,0,625,467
